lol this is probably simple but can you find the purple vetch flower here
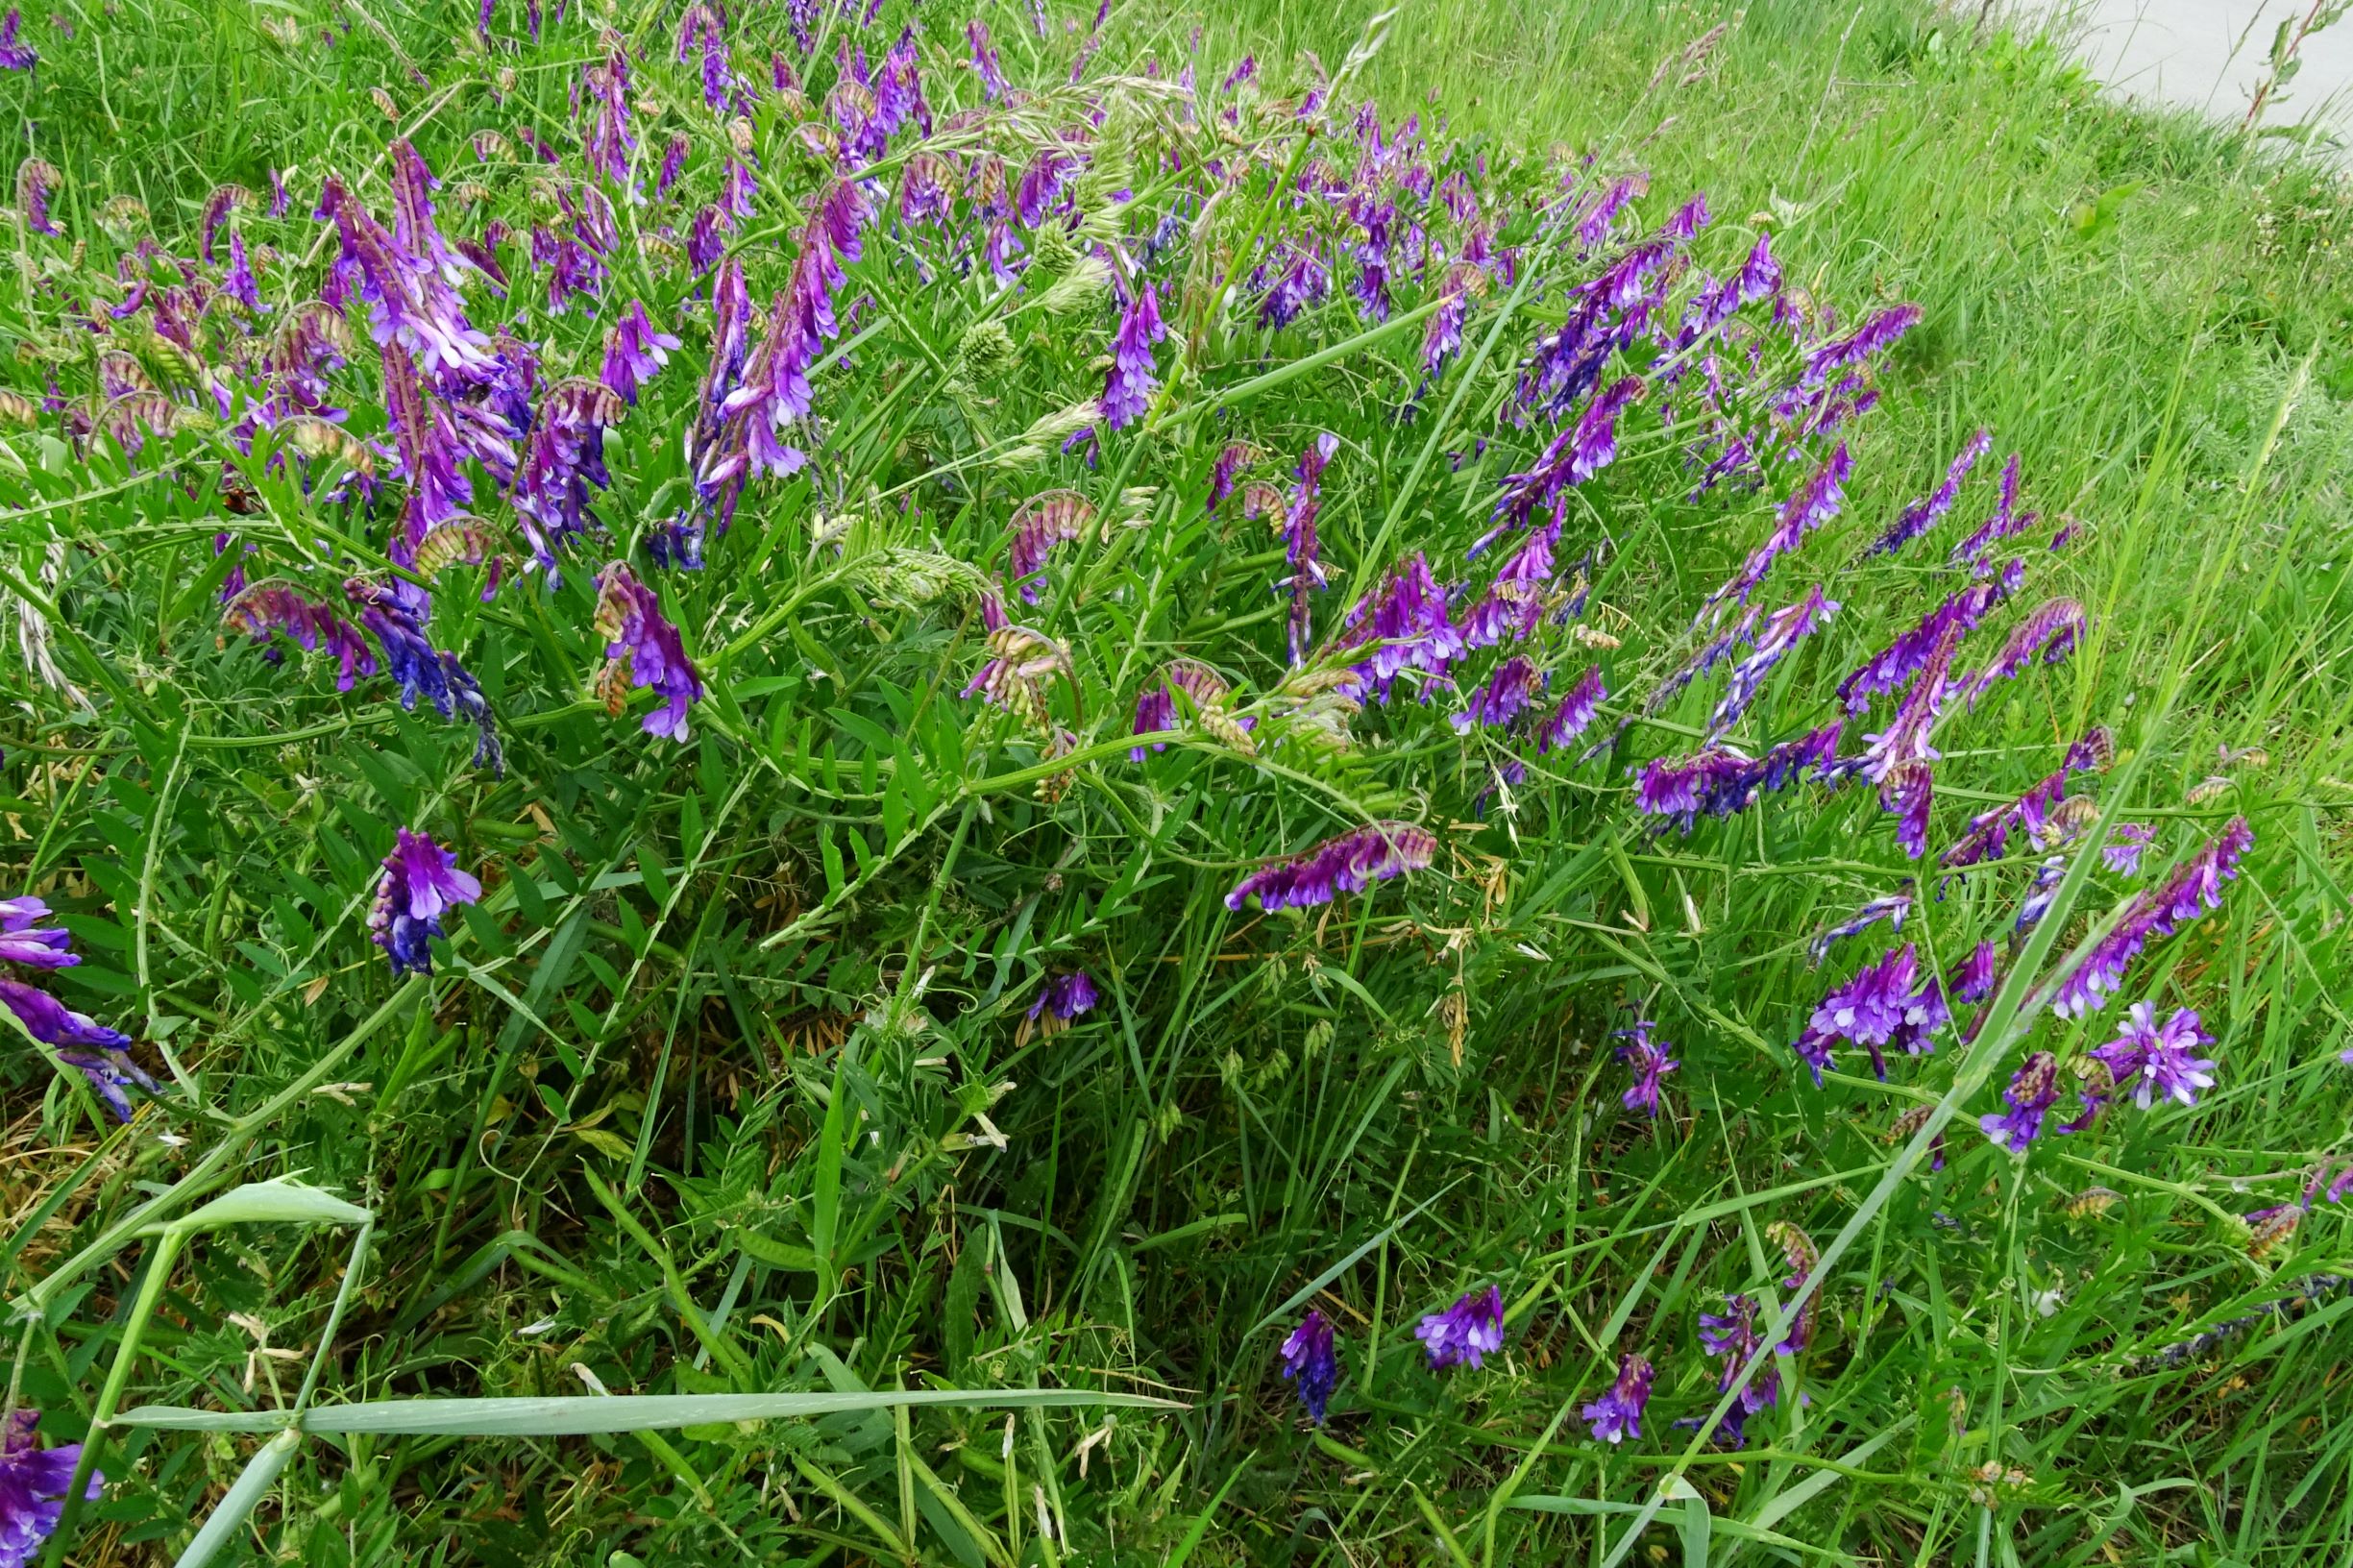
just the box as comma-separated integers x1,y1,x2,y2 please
582,45,637,190
513,379,625,576
0,9,38,68
1836,562,2024,715
266,166,290,218
1483,376,1644,551
1330,553,1462,702
1881,759,1933,859
2092,1002,2216,1110
1224,821,1438,913
1279,1309,1339,1423
0,1409,100,1561
1206,441,1254,512
967,20,1009,101
0,974,152,1110
2046,817,2252,1018
1581,1353,1654,1444
1458,505,1553,640
2102,822,2154,875
1420,266,1474,383
1808,893,1911,967
1949,453,2031,571
1706,444,1852,615
1026,969,1099,1038
1796,942,1946,1083
1130,683,1176,760
1614,1020,1679,1115
1941,728,2110,869
1005,490,1093,604
15,158,58,236
223,230,263,314
1952,598,2085,708
318,164,494,386
344,578,503,771
1532,667,1605,753
687,207,726,273
1711,586,1837,738
1255,245,1329,329
1280,432,1337,662
2014,855,2068,935
1014,147,1078,229
1696,1295,1779,1446
706,180,870,499
1955,940,1999,1003
1980,1050,2061,1154
1452,655,1543,734
221,580,380,691
656,135,690,202
1572,172,1648,252
1101,279,1165,431
601,300,682,406
370,827,480,976
1789,305,1922,404
0,897,73,970
1868,429,1991,556
1415,1285,1505,1370
592,562,705,740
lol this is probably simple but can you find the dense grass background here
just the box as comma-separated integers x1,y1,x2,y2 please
0,0,2349,1563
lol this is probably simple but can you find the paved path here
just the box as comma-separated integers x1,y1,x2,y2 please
2060,0,2353,131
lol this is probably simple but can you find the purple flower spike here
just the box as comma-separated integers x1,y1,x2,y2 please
1868,429,1992,557
1279,1309,1339,1423
1880,759,1933,860
369,827,481,977
1980,1050,2061,1154
1483,377,1644,551
1533,667,1605,754
1707,444,1851,614
1279,433,1337,663
1581,1353,1654,1444
1697,1295,1779,1446
1452,655,1543,734
1955,940,1999,1003
1808,893,1912,967
1615,1020,1679,1115
2092,1002,2216,1110
16,158,58,236
1953,598,2086,708
601,300,682,406
593,563,705,740
0,897,76,971
1101,280,1166,431
1331,553,1463,702
1130,683,1176,760
2102,822,2154,875
1949,453,2031,571
1415,1285,1505,1371
0,10,39,69
1224,821,1437,914
1462,518,1559,649
1712,586,1837,738
0,1409,100,1561
1028,969,1099,1024
2047,818,2252,1018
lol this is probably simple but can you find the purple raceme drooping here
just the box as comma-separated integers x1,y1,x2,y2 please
0,9,38,69
1951,598,2085,708
1880,758,1934,859
1808,892,1912,967
592,562,705,740
1794,942,1945,1083
2045,817,2253,1018
1483,376,1644,552
1101,278,1165,431
1955,940,2000,1003
1255,245,1329,329
369,827,482,976
1452,655,1543,734
223,580,380,691
2092,1002,2216,1111
318,151,494,387
1280,432,1337,662
0,898,154,1120
1949,453,2031,572
1279,1310,1339,1423
1005,490,1092,605
1129,682,1176,760
1705,444,1851,618
1025,970,1099,1040
1697,1295,1780,1447
1415,1286,1505,1371
0,1409,100,1562
1710,586,1837,738
344,578,504,771
1783,305,1922,412
1836,561,2023,715
1206,441,1253,513
1615,1019,1679,1115
967,20,1010,101
582,45,637,191
1532,667,1605,753
0,897,74,971
1330,553,1463,702
1636,722,1849,831
1223,821,1437,913
513,379,625,577
2103,822,2154,875
16,158,58,236
1868,429,1991,556
1981,1050,2061,1154
1462,517,1559,649
1940,727,2111,869
1581,1353,1654,1444
601,300,682,406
